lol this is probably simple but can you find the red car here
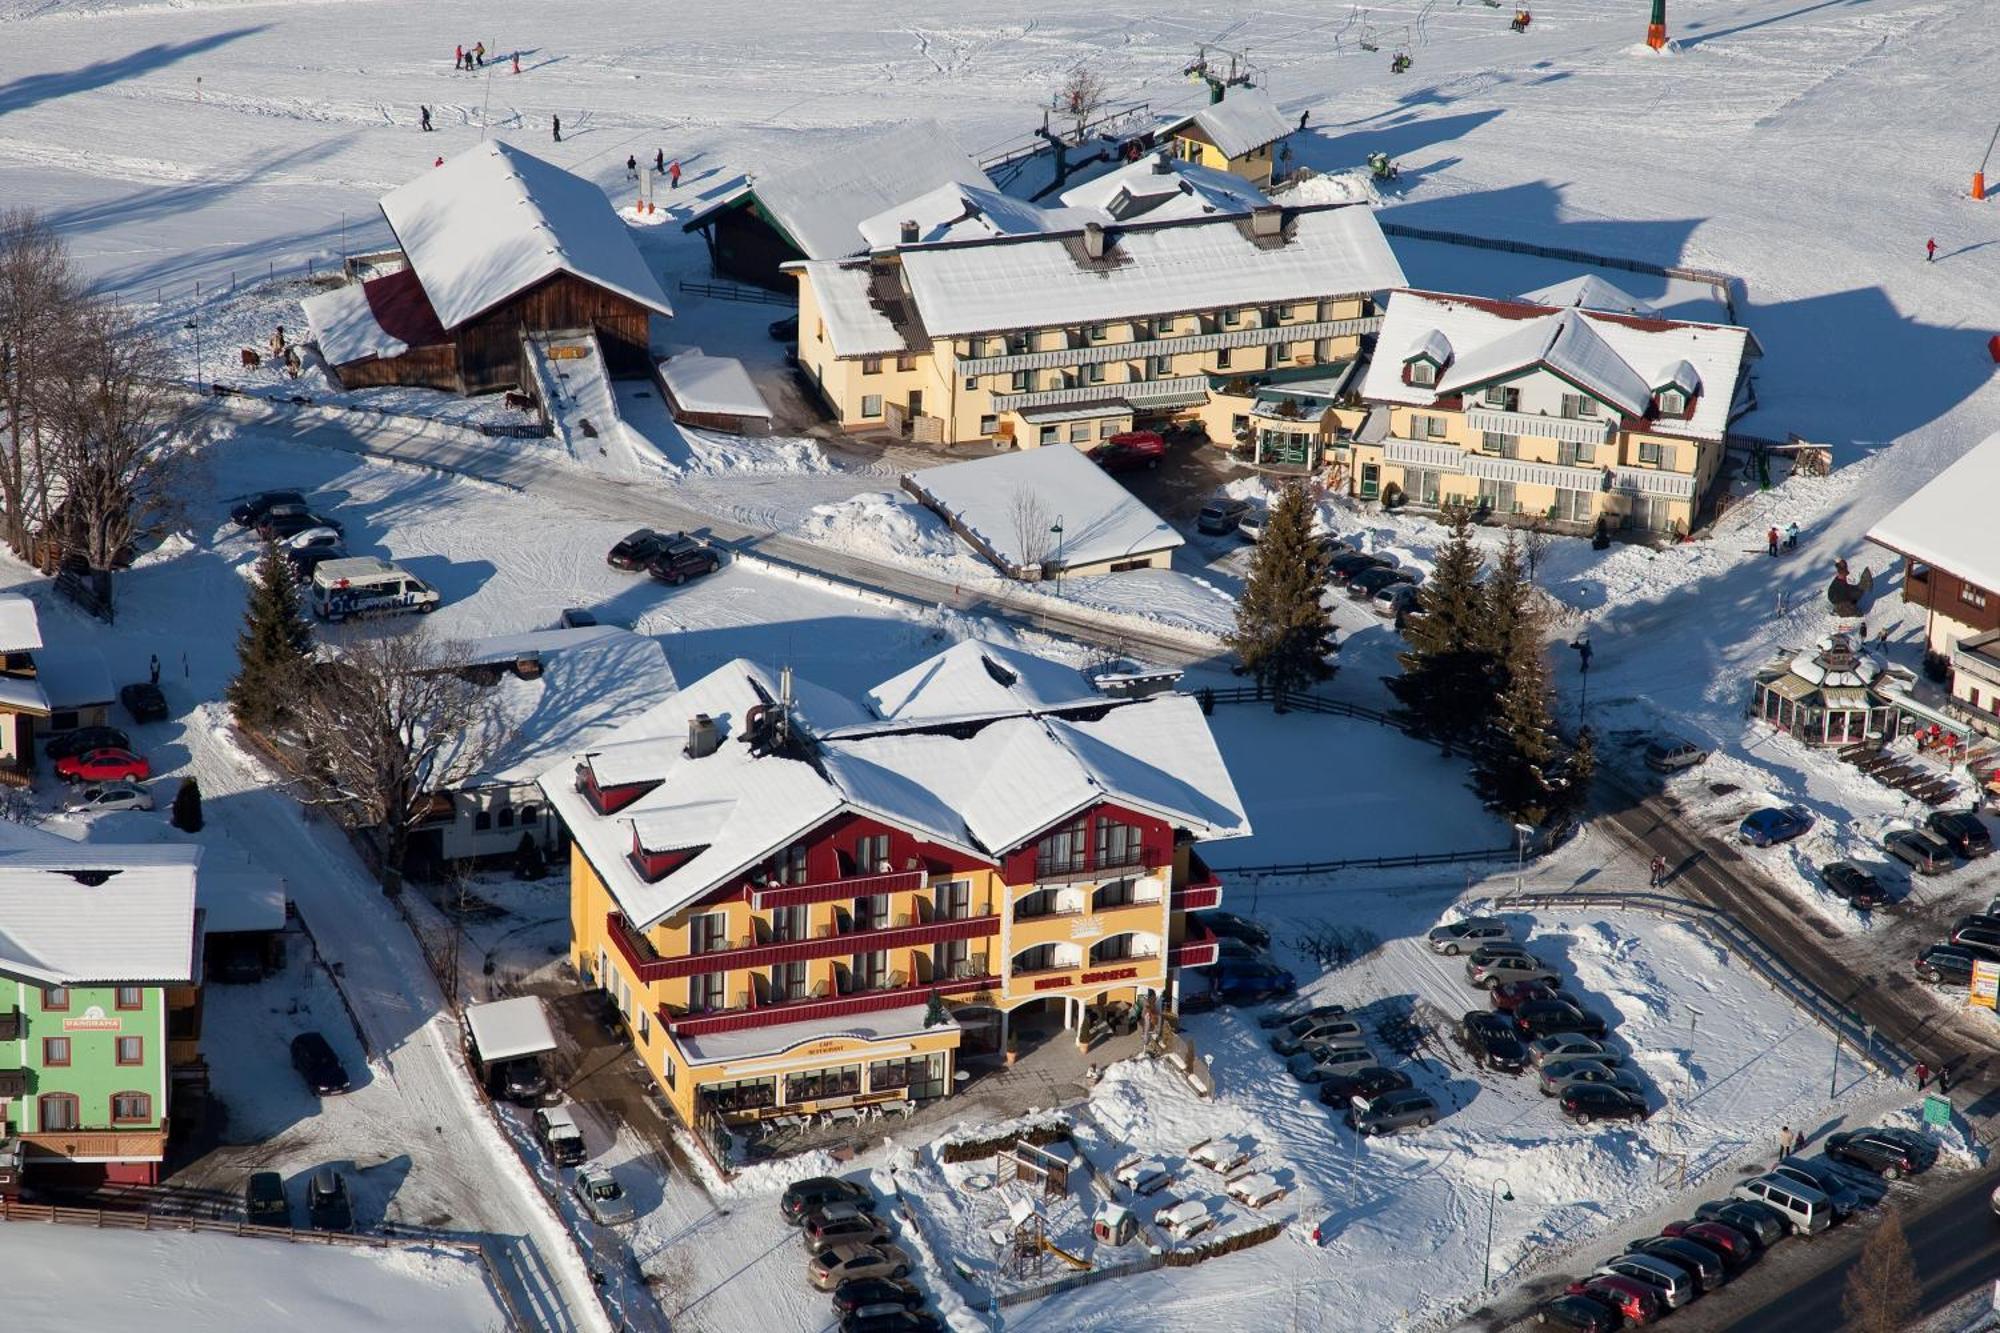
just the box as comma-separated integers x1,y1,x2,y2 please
1566,1273,1660,1325
54,747,151,784
1088,431,1168,472
1489,978,1559,1013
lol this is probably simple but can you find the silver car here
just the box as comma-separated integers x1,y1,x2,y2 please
1538,1058,1642,1098
1644,736,1710,773
1288,1042,1376,1082
573,1166,636,1226
1426,917,1515,956
1465,953,1558,989
1527,1034,1622,1069
1270,1017,1366,1057
1347,1088,1439,1135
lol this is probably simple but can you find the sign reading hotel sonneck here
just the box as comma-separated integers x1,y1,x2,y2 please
1973,960,2000,1010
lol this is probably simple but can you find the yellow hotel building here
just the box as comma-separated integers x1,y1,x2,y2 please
538,641,1246,1137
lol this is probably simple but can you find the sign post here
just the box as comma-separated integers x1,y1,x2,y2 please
1923,1094,1953,1128
1972,959,2000,1010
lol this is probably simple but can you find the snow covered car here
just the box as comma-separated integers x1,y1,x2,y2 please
285,525,344,552
1427,917,1514,955
574,1166,637,1225
63,782,153,815
1885,828,1955,874
1527,1034,1622,1068
1537,1058,1642,1099
532,1106,587,1167
1643,736,1710,773
54,747,151,783
1738,805,1813,847
1195,498,1252,535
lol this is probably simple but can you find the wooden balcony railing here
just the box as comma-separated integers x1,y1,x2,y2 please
1171,849,1224,913
1170,920,1220,969
748,867,927,911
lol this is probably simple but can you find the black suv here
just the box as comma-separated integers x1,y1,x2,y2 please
1824,1128,1936,1180
1818,861,1885,910
1560,1084,1646,1125
255,504,344,541
781,1176,874,1225
231,489,307,527
1929,810,1993,858
120,682,169,723
1915,944,1978,985
1514,998,1608,1039
607,527,672,570
244,1171,289,1225
1458,1011,1529,1073
43,725,131,762
1317,1066,1412,1107
647,536,722,586
290,1031,351,1095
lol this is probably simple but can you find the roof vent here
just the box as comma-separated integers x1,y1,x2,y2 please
899,219,920,244
1152,151,1174,175
685,713,720,759
1082,221,1107,260
1250,206,1284,239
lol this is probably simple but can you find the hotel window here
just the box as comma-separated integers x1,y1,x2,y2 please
1560,440,1596,466
1638,441,1666,466
706,1077,776,1112
1272,342,1291,364
1215,348,1232,371
1482,385,1520,410
1006,334,1029,355
1093,878,1136,910
1157,316,1175,335
116,986,144,1011
1014,943,1058,973
1089,934,1135,963
1151,355,1172,377
1964,586,1990,610
1480,431,1517,458
1095,817,1144,868
769,905,809,942
896,354,916,372
773,841,809,885
862,357,882,375
979,414,999,435
1560,394,1598,419
936,938,971,979
784,1065,861,1104
38,1093,78,1132
1087,323,1107,342
770,961,808,1002
964,376,977,390
855,833,891,873
853,893,891,931
1132,319,1153,340
43,987,69,1012
42,1037,70,1067
1015,887,1059,920
869,1053,947,1100
688,912,728,955
1010,370,1030,392
1261,306,1280,327
935,879,971,920
1085,362,1105,384
1039,425,1060,446
1223,308,1241,327
111,1091,152,1123
1411,413,1447,439
689,972,727,1013
1657,388,1686,415
1046,371,1067,391
116,1036,143,1066
1407,361,1435,386
861,394,883,418
1036,817,1090,877
1069,422,1090,444
852,951,890,989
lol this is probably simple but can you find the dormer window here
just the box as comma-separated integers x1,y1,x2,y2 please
629,825,702,883
1404,329,1453,387
1407,360,1436,386
1656,388,1686,416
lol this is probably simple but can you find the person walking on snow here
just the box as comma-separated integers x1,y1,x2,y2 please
474,42,485,68
1927,237,1938,262
1648,855,1666,888
1915,1060,1930,1090
1778,1125,1796,1158
454,44,464,70
626,154,638,181
1784,521,1799,551
654,148,665,174
511,51,521,75
551,114,561,143
1767,526,1780,557
1298,110,1310,131
669,159,682,188
419,105,432,132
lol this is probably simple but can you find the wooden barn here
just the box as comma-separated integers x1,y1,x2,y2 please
303,141,674,395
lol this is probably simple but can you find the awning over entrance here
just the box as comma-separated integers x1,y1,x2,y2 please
676,1000,957,1069
464,995,558,1064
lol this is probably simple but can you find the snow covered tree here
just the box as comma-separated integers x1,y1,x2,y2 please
1390,505,1489,747
1479,533,1541,699
1841,1206,1917,1333
1226,481,1334,707
1476,635,1562,825
171,775,203,833
923,989,949,1028
228,539,312,732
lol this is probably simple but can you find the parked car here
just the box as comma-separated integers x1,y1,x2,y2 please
1660,1218,1757,1269
1195,498,1253,535
62,782,153,815
1428,918,1512,955
285,525,344,553
1885,827,1955,874
1184,960,1295,1009
1348,1088,1439,1136
802,1204,893,1255
1625,1235,1724,1292
1732,1174,1833,1235
1347,565,1415,599
1538,1059,1641,1098
830,1278,925,1317
574,1165,637,1226
1949,922,2000,960
1235,508,1268,542
1528,1034,1623,1068
1592,1253,1696,1310
288,544,350,581
1316,1066,1413,1105
231,489,307,527
289,1031,351,1095
1489,978,1559,1013
1466,953,1559,989
42,725,130,762
1270,1017,1365,1057
1563,1274,1662,1326
1560,1084,1646,1125
1326,549,1392,581
782,1177,874,1225
54,747,150,783
1739,805,1814,847
842,1313,942,1333
559,607,599,629
256,505,344,541
808,1243,913,1291
1768,1160,1861,1219
494,1055,548,1104
1289,1042,1377,1083
1929,809,1994,858
244,1171,289,1226
1375,583,1423,618
1818,860,1886,910
307,1168,354,1232
1515,998,1607,1040
647,535,722,586
1534,1293,1621,1331
1458,1011,1529,1073
1643,735,1711,773
768,314,799,341
1088,431,1168,472
1192,910,1271,950
1257,1002,1348,1031
1914,944,1978,985
120,682,169,723
533,1106,587,1167
1693,1198,1785,1249
607,527,674,571
1823,1128,1936,1180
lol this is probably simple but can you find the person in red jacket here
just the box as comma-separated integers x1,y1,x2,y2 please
1927,237,1938,262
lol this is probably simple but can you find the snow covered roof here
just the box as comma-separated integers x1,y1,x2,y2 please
1057,153,1269,224
899,204,1404,338
1361,289,1754,441
1168,88,1294,160
1655,358,1701,394
463,995,557,1064
0,674,50,715
700,120,994,262
302,268,450,367
1410,328,1452,365
903,445,1183,571
659,351,772,422
1868,429,2000,592
196,862,288,935
0,845,200,985
379,140,673,331
33,645,114,710
537,642,1248,930
450,626,678,787
0,593,42,653
796,260,908,359
1516,274,1660,317
857,181,1065,249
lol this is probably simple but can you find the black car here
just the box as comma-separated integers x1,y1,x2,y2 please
307,1167,353,1232
1818,860,1885,910
608,528,673,570
646,536,722,586
1929,810,1994,858
842,1314,942,1333
1626,1234,1724,1291
493,1055,548,1104
1326,550,1391,581
244,1171,289,1225
1915,944,1978,985
1534,1293,1620,1331
119,682,169,723
1561,1084,1646,1124
1459,1011,1529,1073
1515,998,1608,1039
290,1031,351,1095
255,505,344,541
781,1176,874,1225
287,544,349,580
1824,1128,1936,1180
831,1278,924,1317
43,725,131,762
1317,1066,1413,1107
1694,1198,1784,1249
1191,910,1271,950
231,489,307,527
1346,565,1414,599
768,314,800,341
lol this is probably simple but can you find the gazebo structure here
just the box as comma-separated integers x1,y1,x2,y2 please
1750,633,1895,747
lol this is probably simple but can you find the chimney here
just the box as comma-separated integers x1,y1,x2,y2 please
899,219,919,245
1152,151,1173,175
1250,206,1284,239
684,713,719,759
1082,221,1106,260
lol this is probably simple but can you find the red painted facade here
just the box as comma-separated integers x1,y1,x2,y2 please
995,800,1174,885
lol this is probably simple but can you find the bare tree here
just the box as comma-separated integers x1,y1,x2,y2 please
1520,517,1554,584
291,627,499,896
1008,486,1053,574
0,208,74,559
40,299,195,571
1056,66,1108,143
1840,1206,1918,1333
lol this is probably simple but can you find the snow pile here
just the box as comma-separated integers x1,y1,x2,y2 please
1272,168,1382,209
797,491,968,567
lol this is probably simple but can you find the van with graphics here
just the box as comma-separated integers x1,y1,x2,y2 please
310,556,441,623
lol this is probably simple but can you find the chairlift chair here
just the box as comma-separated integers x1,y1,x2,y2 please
1359,27,1380,52
1391,50,1413,73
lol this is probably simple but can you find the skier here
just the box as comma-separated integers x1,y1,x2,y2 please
419,105,432,132
1511,8,1531,32
1298,110,1310,131
1767,526,1780,557
512,51,521,75
1926,237,1937,263
434,156,445,168
1784,520,1799,550
626,154,638,181
669,159,682,189
455,44,464,70
654,148,665,174
552,114,561,143
149,654,161,687
474,41,485,68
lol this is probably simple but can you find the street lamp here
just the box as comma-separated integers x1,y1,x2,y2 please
1484,1177,1515,1291
1512,822,1534,896
183,316,202,390
1049,517,1065,598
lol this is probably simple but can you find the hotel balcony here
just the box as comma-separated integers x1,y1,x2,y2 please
662,963,1000,1039
607,910,999,985
1170,849,1223,913
1169,920,1220,969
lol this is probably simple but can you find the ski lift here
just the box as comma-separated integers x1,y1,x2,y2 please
1367,151,1400,181
1390,49,1412,74
1358,26,1380,53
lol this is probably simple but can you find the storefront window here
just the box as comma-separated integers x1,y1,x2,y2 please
784,1065,862,1104
704,1077,775,1113
869,1053,947,1101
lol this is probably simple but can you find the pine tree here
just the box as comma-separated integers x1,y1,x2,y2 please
923,989,949,1028
1389,505,1490,746
227,540,312,731
1479,533,1540,696
1840,1207,1918,1333
1477,637,1561,824
171,775,203,832
1226,481,1334,707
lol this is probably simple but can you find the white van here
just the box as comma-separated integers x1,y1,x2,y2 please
1732,1173,1833,1235
310,556,441,623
